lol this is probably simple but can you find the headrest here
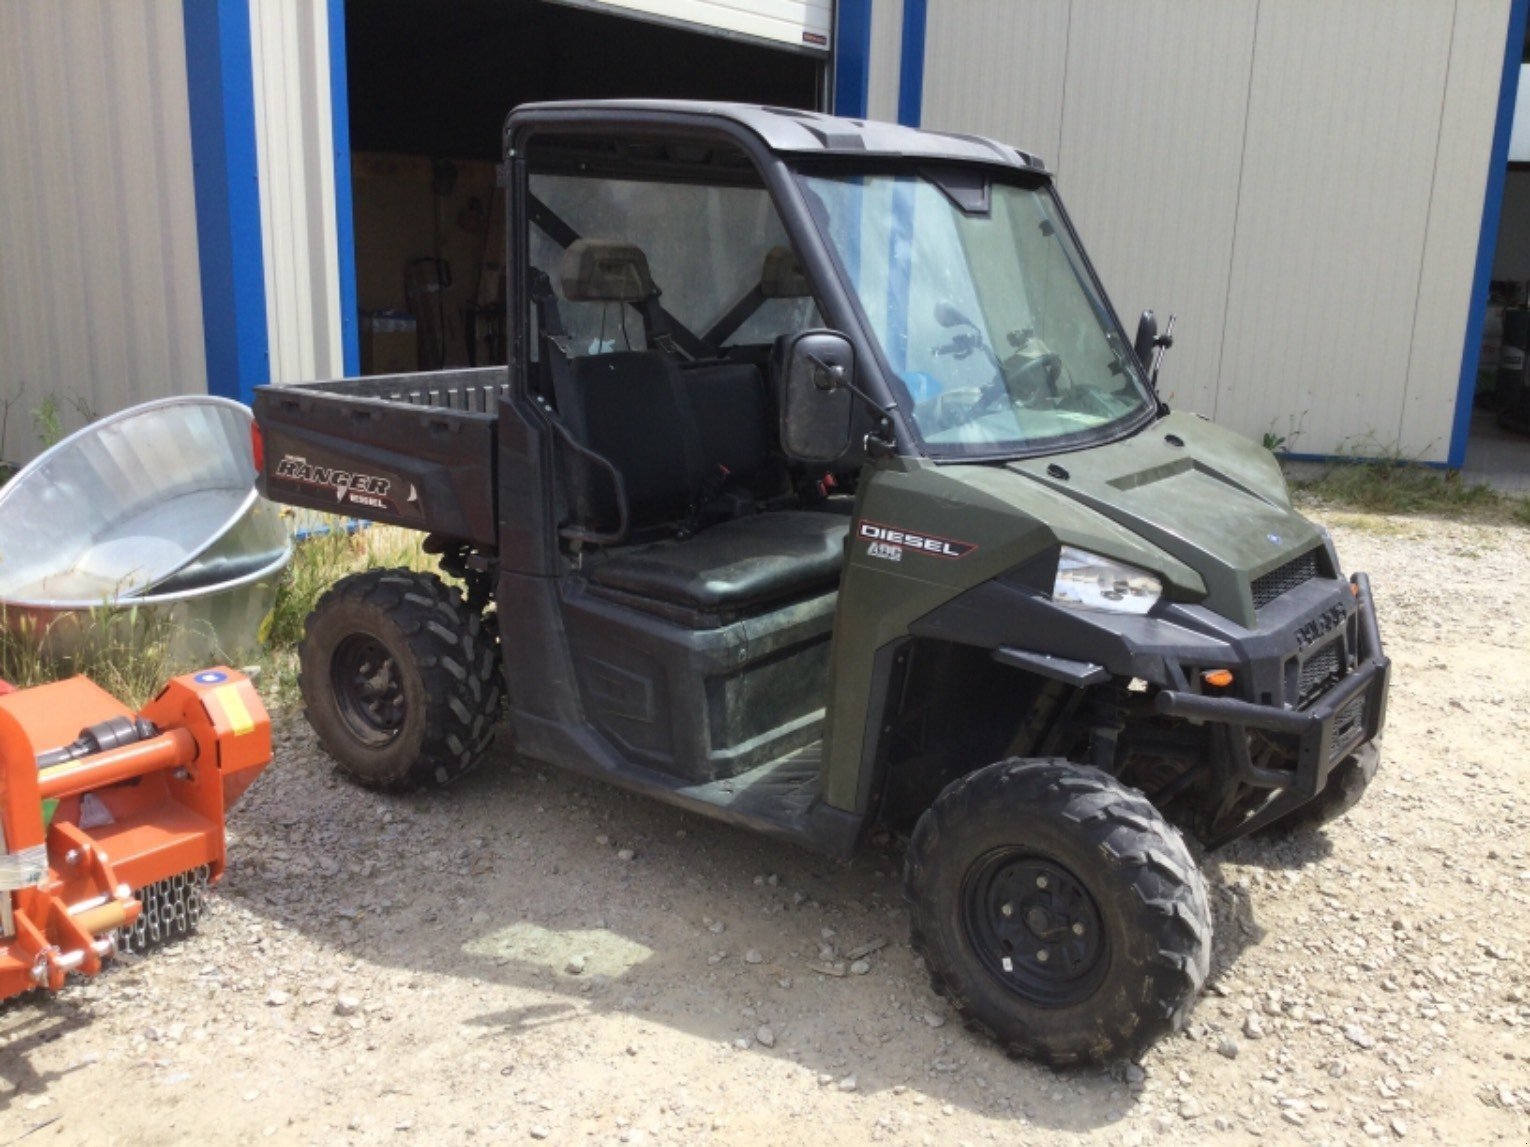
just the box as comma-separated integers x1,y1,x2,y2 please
760,245,812,299
560,240,653,302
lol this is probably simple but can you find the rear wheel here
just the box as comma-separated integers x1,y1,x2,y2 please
904,758,1211,1066
299,569,502,792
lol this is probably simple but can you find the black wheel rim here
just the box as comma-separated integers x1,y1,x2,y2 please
330,633,406,747
961,849,1109,1007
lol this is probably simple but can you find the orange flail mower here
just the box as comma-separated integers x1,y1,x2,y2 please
0,667,270,1000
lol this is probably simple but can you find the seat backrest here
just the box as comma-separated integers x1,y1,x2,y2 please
548,239,701,535
558,350,701,532
680,361,772,483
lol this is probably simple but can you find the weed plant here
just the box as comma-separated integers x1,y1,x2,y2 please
0,605,180,709
1291,457,1527,522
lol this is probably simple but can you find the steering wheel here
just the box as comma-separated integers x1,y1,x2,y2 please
962,353,1063,421
1003,352,1063,400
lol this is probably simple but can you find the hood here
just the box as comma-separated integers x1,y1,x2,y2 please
1005,412,1322,626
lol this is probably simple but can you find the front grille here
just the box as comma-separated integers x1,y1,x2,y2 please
1298,642,1343,706
1331,694,1367,760
1253,548,1322,610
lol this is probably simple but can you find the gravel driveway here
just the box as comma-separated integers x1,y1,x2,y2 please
2,511,1528,1145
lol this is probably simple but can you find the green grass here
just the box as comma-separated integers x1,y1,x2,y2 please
258,520,433,704
0,517,433,710
0,606,182,709
1290,458,1529,523
262,520,431,649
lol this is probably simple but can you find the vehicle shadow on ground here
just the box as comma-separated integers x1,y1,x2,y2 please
217,721,1306,1132
1197,827,1334,992
0,999,91,1114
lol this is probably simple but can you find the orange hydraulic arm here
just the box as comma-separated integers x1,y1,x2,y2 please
0,668,270,1000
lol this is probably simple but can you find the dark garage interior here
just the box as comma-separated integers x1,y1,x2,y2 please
344,0,824,373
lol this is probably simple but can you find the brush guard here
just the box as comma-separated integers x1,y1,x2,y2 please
1152,574,1390,847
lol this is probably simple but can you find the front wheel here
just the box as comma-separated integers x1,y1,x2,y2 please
904,759,1211,1066
299,569,503,792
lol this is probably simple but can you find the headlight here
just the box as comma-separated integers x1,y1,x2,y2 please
1052,546,1162,615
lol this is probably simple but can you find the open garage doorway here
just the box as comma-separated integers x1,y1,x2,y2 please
343,0,826,374
1465,17,1530,490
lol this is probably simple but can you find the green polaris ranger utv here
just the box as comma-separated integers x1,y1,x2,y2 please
254,101,1390,1066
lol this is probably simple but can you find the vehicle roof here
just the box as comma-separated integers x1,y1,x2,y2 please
507,100,1048,173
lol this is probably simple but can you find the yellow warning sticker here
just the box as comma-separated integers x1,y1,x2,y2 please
214,685,256,736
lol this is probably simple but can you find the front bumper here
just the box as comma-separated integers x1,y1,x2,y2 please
1152,573,1389,843
911,564,1391,843
1155,573,1389,797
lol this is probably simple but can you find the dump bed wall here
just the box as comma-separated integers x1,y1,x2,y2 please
253,367,509,546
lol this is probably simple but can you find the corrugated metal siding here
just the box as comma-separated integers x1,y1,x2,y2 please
917,0,1512,462
866,0,904,123
250,0,345,385
0,0,206,462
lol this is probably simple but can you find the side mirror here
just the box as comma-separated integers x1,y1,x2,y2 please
1134,309,1158,366
775,330,855,464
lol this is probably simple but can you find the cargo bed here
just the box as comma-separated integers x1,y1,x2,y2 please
253,367,509,546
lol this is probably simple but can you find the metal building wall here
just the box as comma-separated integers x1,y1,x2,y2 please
249,0,348,384
866,0,904,122
914,0,1513,463
0,0,207,463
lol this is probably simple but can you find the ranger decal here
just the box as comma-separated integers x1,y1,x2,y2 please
273,454,403,513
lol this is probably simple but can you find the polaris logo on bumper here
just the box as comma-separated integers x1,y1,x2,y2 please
1294,603,1348,650
858,520,977,559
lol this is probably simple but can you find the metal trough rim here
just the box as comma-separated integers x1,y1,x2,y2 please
0,396,265,599
0,548,291,612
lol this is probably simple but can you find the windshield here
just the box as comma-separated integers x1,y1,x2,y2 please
799,171,1154,457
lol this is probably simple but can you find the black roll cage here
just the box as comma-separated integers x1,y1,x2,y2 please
501,105,1158,467
504,108,914,463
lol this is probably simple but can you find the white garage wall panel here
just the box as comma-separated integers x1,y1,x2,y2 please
249,0,346,384
917,0,1513,462
866,0,904,123
1400,1,1513,459
922,0,1071,168
1054,1,1257,421
0,0,206,460
1218,0,1456,457
571,0,833,51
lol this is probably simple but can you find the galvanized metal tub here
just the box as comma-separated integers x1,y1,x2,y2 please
0,396,292,663
0,396,280,601
0,550,290,665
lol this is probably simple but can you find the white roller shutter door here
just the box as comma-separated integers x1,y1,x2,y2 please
555,1,833,53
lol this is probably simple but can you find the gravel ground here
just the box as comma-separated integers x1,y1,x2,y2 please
2,512,1529,1146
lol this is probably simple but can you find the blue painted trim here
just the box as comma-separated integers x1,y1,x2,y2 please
1448,0,1529,469
897,0,929,127
182,0,269,404
832,0,872,117
328,0,359,376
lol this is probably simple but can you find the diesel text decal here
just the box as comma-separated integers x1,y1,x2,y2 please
858,519,977,560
